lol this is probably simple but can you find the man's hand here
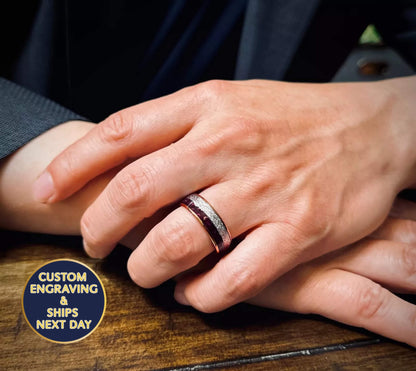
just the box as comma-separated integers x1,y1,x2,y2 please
33,77,416,312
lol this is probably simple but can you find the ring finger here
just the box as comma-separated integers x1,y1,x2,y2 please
127,182,260,288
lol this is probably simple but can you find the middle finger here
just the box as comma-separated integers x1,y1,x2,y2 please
81,141,216,258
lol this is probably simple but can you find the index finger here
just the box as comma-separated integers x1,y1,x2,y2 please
32,85,202,203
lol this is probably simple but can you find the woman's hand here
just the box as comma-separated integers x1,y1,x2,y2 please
247,197,416,348
33,77,416,312
0,119,172,246
0,121,100,233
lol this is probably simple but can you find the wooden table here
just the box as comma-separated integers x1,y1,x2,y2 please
1,231,415,370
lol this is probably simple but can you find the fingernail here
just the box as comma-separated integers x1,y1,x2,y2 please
174,286,190,306
33,171,55,203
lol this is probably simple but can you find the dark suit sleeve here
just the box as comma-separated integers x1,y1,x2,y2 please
0,77,86,160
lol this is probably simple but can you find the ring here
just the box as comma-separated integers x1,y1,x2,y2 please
180,193,232,253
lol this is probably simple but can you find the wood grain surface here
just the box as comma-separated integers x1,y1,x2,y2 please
1,231,415,370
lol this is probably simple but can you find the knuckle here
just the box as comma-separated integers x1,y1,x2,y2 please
100,111,134,144
195,79,227,102
150,220,198,267
355,283,387,320
110,167,154,213
223,261,261,302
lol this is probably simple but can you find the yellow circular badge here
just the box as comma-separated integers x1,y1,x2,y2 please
22,259,106,343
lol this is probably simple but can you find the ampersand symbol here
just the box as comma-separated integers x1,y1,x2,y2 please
60,296,68,305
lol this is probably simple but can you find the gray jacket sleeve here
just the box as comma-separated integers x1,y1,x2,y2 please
0,77,86,160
